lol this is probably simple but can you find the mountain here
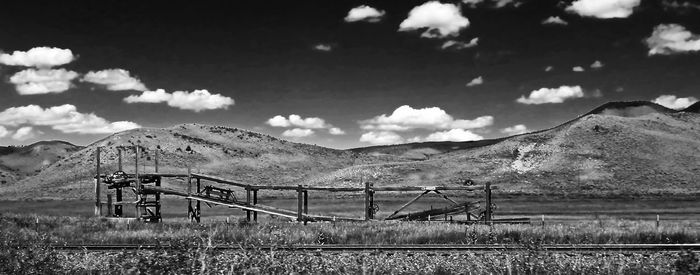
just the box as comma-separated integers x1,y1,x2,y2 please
684,102,700,113
0,124,389,200
1,101,699,200
310,101,700,196
0,141,82,186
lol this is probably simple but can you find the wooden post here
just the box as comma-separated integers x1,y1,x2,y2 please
246,186,251,222
253,189,258,222
656,214,660,228
369,182,374,220
107,194,113,217
135,146,141,219
196,178,201,223
117,147,122,171
154,149,159,173
466,204,471,221
187,166,192,221
364,182,370,221
94,147,101,217
115,188,123,217
303,190,308,225
297,185,303,223
485,182,492,225
155,176,161,222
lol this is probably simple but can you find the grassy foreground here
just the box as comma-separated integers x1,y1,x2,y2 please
1,213,700,274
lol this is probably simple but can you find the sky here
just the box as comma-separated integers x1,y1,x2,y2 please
0,0,699,149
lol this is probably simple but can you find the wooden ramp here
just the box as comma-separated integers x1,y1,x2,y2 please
142,186,362,222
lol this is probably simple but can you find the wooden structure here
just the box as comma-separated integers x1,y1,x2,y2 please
93,146,497,224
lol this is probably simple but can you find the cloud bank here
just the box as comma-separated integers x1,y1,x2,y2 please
0,104,140,134
9,68,79,95
0,47,75,68
566,0,640,18
645,24,700,55
124,89,234,112
360,105,493,131
652,95,698,110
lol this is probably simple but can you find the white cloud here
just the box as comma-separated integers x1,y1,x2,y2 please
516,85,584,104
360,105,493,131
652,95,698,110
123,89,172,103
359,131,404,145
282,128,315,138
124,89,234,112
572,66,585,72
462,0,484,7
345,5,385,23
82,69,147,91
542,16,568,25
441,37,479,50
11,126,38,141
590,60,604,69
662,0,700,11
464,0,521,8
0,104,140,134
9,68,79,95
0,126,9,138
313,44,333,52
0,47,75,68
424,129,483,142
544,66,554,72
645,24,700,55
501,124,528,135
399,1,470,38
266,115,330,129
329,127,346,135
566,0,640,19
466,76,484,87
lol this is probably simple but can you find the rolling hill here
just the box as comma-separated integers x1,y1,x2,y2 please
0,141,82,186
0,101,698,200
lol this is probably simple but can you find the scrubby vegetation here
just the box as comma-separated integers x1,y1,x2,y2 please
1,213,699,274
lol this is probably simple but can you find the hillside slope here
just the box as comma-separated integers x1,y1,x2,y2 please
0,141,82,186
308,102,700,196
0,124,386,200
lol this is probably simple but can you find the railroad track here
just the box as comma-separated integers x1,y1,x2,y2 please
49,243,700,252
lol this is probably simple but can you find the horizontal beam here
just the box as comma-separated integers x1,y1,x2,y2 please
191,173,251,188
373,185,493,192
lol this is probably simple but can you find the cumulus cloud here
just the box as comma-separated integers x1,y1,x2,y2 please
424,129,483,142
516,85,584,104
463,0,521,8
399,1,470,38
662,0,700,12
590,60,604,69
266,115,330,129
0,104,140,134
345,5,385,23
0,47,75,68
466,76,484,87
9,68,79,95
542,16,568,25
124,89,234,112
501,124,528,135
11,126,38,141
282,128,315,138
360,105,493,131
544,66,554,72
0,126,9,138
645,24,700,55
82,69,147,91
566,0,640,18
441,38,479,50
313,44,333,52
572,66,585,72
359,131,404,145
652,95,698,110
329,127,346,135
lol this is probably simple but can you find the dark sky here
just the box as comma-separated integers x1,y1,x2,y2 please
0,0,698,148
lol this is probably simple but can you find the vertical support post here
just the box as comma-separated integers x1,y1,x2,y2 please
246,186,251,222
364,182,370,221
485,182,492,225
466,204,471,221
94,147,101,217
115,188,123,217
155,176,161,222
656,214,660,228
253,189,258,222
369,182,374,220
187,166,192,221
297,185,303,223
117,147,122,171
107,194,113,217
154,149,159,173
135,146,141,219
303,190,308,225
196,178,201,223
